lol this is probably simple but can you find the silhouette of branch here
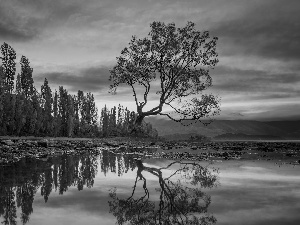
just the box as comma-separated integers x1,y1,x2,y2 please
108,159,218,225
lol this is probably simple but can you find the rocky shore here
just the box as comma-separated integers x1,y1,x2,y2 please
0,137,155,164
1,137,300,165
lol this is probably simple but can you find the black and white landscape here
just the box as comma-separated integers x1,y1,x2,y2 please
1,0,300,225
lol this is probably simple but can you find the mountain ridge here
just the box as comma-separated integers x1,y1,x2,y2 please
145,117,300,140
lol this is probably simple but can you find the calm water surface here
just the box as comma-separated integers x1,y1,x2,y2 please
1,148,300,225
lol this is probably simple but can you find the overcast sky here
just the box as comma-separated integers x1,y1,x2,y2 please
1,0,299,121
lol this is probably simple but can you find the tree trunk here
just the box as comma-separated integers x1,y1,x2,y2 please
130,114,145,136
135,114,145,126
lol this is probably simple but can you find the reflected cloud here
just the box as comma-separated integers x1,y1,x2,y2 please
208,161,300,225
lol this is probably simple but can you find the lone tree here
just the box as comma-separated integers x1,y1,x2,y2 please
110,21,220,128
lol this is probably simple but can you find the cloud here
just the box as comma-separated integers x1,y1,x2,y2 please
0,0,86,42
0,20,37,42
209,166,300,224
37,66,111,93
216,97,300,121
0,3,39,41
242,103,300,121
211,0,300,61
211,65,300,95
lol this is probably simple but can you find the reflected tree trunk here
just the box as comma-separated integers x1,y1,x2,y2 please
109,159,219,225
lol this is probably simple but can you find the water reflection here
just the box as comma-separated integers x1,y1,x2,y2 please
0,151,218,225
108,160,219,225
0,150,137,225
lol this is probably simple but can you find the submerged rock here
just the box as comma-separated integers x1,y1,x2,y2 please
1,139,14,145
37,140,48,147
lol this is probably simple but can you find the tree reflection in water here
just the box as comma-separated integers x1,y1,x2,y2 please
0,150,137,225
109,159,219,225
0,150,218,225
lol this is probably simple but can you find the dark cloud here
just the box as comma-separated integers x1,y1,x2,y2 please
35,65,150,105
212,0,300,61
211,65,300,94
0,0,85,42
0,5,38,41
37,66,111,93
0,21,37,42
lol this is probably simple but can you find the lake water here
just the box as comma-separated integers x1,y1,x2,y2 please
1,147,300,225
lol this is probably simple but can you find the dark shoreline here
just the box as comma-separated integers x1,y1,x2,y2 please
1,137,300,165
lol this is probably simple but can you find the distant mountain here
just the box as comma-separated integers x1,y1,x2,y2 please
264,121,300,139
145,117,300,140
213,133,283,141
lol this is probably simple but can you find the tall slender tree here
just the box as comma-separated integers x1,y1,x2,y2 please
14,74,25,135
73,94,80,136
41,78,53,135
19,56,37,135
101,105,109,137
0,42,16,94
20,56,35,99
67,94,74,137
58,86,68,136
108,106,117,136
53,90,59,137
0,43,17,135
79,92,98,136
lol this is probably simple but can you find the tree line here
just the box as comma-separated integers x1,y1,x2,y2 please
0,42,157,138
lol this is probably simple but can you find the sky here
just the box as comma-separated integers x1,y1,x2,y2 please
0,0,299,121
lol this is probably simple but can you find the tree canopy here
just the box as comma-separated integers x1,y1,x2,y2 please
110,21,220,126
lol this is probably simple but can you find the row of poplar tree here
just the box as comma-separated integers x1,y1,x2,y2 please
100,104,158,137
0,42,158,138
